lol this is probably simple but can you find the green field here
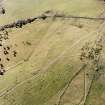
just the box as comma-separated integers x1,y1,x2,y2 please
0,0,105,105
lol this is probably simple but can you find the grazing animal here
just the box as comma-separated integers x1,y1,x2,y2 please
1,8,5,14
13,51,17,57
6,58,10,61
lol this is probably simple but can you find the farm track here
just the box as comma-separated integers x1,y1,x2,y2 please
57,64,87,105
82,18,105,105
0,26,99,97
0,12,105,31
0,10,105,104
55,15,105,105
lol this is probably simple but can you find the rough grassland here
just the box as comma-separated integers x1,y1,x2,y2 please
0,0,105,105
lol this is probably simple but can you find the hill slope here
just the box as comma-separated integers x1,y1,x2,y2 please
0,0,105,105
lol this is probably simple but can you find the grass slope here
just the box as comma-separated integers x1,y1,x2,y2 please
0,0,105,105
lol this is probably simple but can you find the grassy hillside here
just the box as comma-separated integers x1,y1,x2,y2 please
0,0,105,105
